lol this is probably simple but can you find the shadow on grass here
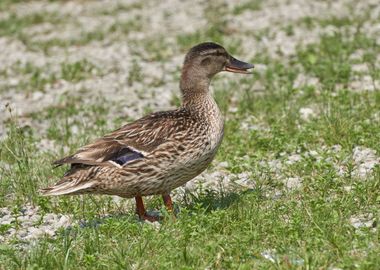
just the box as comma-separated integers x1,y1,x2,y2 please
182,188,257,212
64,188,259,230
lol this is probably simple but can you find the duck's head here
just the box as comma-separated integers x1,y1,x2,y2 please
180,42,254,93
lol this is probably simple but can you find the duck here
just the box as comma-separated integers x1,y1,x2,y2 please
41,42,254,221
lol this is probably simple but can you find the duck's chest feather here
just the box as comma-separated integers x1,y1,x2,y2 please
159,96,224,186
179,93,224,160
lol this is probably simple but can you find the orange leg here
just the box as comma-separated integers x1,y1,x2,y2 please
162,194,176,220
135,196,159,222
162,194,174,211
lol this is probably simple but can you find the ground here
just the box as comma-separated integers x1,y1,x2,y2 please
0,0,379,269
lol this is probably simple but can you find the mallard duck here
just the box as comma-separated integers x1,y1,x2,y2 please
41,42,254,221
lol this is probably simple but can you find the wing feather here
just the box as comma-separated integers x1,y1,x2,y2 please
53,109,191,167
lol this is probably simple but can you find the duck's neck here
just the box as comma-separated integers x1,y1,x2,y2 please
180,65,212,109
180,82,221,121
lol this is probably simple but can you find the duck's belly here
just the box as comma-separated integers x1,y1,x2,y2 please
163,146,219,192
153,129,224,194
126,152,216,197
143,119,224,194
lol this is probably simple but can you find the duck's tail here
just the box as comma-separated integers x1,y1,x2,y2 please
40,177,95,196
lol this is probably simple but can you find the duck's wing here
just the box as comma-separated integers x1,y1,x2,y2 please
53,110,190,167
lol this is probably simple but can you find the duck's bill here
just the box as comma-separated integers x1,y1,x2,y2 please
224,57,254,74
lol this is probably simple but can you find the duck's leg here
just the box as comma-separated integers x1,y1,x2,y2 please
134,196,159,222
162,194,175,218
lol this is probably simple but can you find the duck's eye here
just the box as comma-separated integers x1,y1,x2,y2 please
201,57,211,66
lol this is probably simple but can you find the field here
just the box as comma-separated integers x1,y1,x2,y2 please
0,0,379,269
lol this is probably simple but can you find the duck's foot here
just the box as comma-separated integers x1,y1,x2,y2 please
134,194,176,222
135,195,160,222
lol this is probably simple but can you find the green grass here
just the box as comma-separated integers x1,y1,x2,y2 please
97,2,144,16
61,60,99,83
0,12,63,37
0,0,379,269
233,0,263,15
297,31,378,90
1,79,379,269
0,7,142,52
21,18,143,53
177,1,242,55
0,60,101,94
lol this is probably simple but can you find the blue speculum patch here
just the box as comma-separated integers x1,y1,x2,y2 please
113,151,144,165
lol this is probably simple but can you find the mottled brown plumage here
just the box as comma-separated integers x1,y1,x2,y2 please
41,42,254,221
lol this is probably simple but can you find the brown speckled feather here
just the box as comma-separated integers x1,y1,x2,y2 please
53,108,192,167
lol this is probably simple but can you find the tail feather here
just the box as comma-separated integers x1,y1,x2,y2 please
40,180,95,196
52,155,75,167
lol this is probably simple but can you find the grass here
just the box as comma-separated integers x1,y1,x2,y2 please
0,0,379,269
21,17,143,53
232,0,263,15
0,60,100,94
177,1,242,55
0,6,142,53
297,31,379,90
0,12,63,37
